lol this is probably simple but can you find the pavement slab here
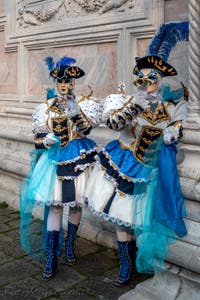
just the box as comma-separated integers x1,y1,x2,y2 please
0,205,151,300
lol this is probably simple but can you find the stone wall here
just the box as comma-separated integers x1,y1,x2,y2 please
165,0,189,22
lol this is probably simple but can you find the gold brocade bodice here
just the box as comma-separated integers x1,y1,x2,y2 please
47,98,81,148
133,103,169,162
141,102,170,125
119,103,170,163
133,125,163,163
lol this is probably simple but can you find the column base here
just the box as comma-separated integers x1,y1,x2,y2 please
118,265,200,300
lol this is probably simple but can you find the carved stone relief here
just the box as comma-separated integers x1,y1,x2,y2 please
16,0,136,28
17,0,66,27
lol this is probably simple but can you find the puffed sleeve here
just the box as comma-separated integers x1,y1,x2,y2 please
102,94,143,131
163,100,188,145
78,96,102,127
69,96,102,136
32,103,50,149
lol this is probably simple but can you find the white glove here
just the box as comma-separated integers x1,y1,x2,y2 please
43,133,58,148
163,126,180,145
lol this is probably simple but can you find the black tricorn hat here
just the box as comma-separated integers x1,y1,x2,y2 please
44,56,85,80
133,55,177,77
50,65,85,80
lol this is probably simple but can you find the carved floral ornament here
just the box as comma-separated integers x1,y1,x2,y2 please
17,0,136,27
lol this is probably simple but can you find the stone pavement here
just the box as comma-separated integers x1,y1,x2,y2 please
0,203,151,300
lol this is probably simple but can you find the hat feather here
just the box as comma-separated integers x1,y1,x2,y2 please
148,21,189,61
55,56,76,69
44,56,55,72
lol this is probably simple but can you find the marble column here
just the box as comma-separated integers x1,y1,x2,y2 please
119,1,200,299
187,0,200,119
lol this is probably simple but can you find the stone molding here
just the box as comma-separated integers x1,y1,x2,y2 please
0,15,6,31
6,0,159,45
1,0,164,102
16,0,137,26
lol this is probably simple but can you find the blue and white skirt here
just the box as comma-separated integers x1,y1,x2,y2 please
25,137,98,208
85,139,152,227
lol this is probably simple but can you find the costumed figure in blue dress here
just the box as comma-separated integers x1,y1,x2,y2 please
85,21,189,286
20,56,101,280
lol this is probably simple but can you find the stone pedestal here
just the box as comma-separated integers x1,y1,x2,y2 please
119,265,200,300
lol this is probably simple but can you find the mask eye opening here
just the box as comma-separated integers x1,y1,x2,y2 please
57,78,73,84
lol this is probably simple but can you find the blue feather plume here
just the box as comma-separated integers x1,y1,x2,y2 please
148,21,189,61
55,56,76,70
44,56,55,72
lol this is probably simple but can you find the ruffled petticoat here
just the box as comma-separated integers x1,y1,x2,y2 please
85,139,152,228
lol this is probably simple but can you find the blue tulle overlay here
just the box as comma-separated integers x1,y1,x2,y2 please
59,138,96,163
20,139,62,261
105,140,151,180
133,140,187,274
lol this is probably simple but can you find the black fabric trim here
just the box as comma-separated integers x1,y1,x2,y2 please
103,190,116,214
98,152,147,195
35,133,47,149
82,126,92,135
99,152,134,195
35,143,46,150
35,133,48,138
57,150,97,177
70,114,82,122
62,180,76,203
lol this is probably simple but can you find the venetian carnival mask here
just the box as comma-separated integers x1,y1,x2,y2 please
56,78,75,96
134,68,161,94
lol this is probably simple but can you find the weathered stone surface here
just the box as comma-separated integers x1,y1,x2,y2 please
0,234,25,258
0,259,41,286
34,264,86,292
118,268,200,300
0,206,147,300
165,0,189,22
0,222,11,232
75,236,100,257
0,250,14,265
119,271,181,300
185,199,200,222
168,240,200,274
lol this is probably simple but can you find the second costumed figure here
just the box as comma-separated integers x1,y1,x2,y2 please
85,21,189,286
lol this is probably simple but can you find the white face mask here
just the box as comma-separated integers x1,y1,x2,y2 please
134,68,162,95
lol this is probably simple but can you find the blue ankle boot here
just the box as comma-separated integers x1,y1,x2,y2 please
114,240,137,286
42,231,59,281
65,222,78,265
